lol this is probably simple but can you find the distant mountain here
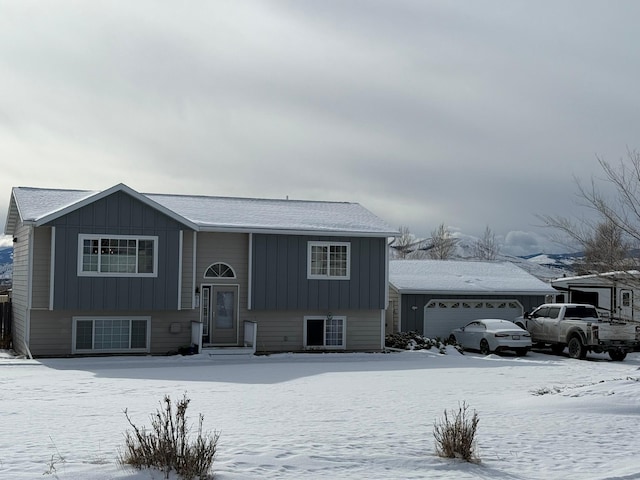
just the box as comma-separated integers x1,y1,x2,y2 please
390,234,575,282
0,246,13,282
0,246,12,264
521,252,581,272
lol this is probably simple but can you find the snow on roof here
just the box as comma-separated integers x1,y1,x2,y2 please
11,187,96,223
8,186,397,236
552,270,640,287
389,259,555,294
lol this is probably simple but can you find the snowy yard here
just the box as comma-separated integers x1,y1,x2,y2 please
1,348,640,480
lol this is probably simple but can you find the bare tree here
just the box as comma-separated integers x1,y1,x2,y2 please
539,148,640,273
472,226,499,261
390,226,415,259
572,220,630,274
426,223,458,260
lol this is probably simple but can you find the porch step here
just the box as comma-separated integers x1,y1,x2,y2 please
202,346,255,356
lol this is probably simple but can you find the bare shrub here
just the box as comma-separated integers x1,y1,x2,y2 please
120,394,220,480
433,402,479,462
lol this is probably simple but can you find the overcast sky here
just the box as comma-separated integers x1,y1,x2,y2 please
1,1,638,255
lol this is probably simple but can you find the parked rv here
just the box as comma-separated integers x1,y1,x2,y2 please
551,272,640,323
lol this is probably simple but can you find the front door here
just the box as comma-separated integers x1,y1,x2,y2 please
208,285,239,345
619,289,633,321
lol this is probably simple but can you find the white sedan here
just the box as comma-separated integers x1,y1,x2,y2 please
449,319,532,356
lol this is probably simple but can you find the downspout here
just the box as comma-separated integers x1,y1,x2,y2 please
177,230,183,310
381,236,390,350
192,231,197,309
49,227,55,311
380,309,385,351
248,233,253,311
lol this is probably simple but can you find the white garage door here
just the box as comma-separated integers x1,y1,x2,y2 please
423,299,523,339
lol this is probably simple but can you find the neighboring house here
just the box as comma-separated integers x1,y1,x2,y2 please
551,271,640,322
4,184,397,357
388,260,556,338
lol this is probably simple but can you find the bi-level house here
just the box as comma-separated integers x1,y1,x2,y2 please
4,184,397,357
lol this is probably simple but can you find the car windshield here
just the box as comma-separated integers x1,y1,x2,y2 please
564,306,598,318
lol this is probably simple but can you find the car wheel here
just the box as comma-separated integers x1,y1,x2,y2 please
479,339,491,355
515,348,528,357
550,344,565,355
567,336,586,359
609,349,627,361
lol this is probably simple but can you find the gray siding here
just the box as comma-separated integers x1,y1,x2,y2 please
47,191,190,311
8,224,31,355
28,309,198,357
180,230,196,310
243,309,383,352
251,235,387,310
32,227,52,309
400,293,547,333
386,286,400,335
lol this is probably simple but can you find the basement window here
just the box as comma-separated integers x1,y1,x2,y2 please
304,316,346,350
73,317,150,353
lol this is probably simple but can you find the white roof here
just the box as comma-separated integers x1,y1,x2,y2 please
6,185,397,236
551,270,640,288
389,259,555,295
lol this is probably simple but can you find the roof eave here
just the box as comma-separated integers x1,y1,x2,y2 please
392,288,556,296
197,225,398,237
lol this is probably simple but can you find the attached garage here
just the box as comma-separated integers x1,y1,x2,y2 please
423,299,523,338
389,260,556,338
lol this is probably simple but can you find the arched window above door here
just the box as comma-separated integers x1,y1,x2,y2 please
204,262,236,279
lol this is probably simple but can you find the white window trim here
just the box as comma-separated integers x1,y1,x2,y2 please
303,315,347,350
307,241,351,280
77,234,159,277
72,316,151,354
204,262,237,279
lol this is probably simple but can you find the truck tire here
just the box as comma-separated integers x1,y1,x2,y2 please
567,336,586,360
609,349,627,361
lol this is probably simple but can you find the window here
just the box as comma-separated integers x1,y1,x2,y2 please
78,235,158,277
72,317,150,353
204,262,236,278
304,316,346,349
622,291,632,307
307,242,350,279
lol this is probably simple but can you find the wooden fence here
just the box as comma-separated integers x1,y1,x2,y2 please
0,300,11,348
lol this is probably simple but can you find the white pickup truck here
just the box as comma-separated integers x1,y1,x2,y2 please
516,303,640,361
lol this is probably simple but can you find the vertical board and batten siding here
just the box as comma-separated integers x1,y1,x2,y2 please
46,191,189,311
244,309,383,352
31,227,52,309
180,230,195,310
400,293,548,333
7,224,30,355
251,234,387,311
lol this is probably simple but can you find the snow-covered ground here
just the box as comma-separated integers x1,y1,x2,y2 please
1,348,640,480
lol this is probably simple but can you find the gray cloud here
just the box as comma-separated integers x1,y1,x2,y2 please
1,1,639,255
